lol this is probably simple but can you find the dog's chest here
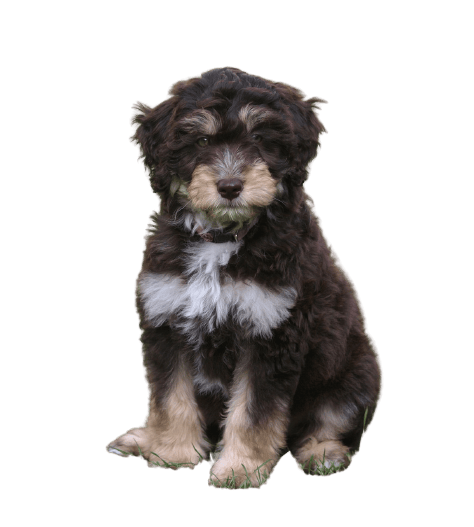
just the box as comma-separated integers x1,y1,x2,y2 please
139,241,296,338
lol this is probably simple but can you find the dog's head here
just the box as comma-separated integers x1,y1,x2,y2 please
133,67,325,228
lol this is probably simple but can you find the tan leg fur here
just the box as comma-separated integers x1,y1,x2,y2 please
209,373,287,487
107,362,207,468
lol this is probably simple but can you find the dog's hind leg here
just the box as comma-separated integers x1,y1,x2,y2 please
289,402,357,474
288,334,380,475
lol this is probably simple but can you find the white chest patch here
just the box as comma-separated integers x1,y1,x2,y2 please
139,241,296,338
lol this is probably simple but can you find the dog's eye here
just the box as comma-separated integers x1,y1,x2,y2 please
196,137,209,147
251,134,262,143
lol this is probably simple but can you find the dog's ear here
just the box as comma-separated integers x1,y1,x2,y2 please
292,97,326,171
132,98,176,193
274,83,326,185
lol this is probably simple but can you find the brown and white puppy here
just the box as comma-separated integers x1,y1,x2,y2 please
107,67,381,488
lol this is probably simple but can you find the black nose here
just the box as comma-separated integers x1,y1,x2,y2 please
217,178,243,201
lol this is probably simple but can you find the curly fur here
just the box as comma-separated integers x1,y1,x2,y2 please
107,67,381,488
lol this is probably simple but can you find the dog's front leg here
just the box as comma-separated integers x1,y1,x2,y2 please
209,353,297,488
107,327,207,468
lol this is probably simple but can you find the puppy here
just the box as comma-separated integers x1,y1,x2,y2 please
107,67,381,488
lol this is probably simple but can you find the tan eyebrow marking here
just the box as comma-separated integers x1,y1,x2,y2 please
238,104,273,132
179,110,221,135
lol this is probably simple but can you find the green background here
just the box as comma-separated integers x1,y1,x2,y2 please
1,1,472,526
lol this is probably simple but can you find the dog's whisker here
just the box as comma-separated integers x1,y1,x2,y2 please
172,200,192,222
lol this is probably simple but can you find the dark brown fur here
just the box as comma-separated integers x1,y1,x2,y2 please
107,68,381,487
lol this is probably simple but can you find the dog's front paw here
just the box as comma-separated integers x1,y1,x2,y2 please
107,427,146,457
107,427,204,468
209,452,275,488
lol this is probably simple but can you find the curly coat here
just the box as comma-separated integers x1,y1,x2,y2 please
107,67,381,487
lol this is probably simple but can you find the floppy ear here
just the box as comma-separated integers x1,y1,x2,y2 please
132,97,176,193
291,97,328,185
274,83,326,185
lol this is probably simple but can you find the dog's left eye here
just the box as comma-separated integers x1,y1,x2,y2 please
196,137,209,147
251,134,262,143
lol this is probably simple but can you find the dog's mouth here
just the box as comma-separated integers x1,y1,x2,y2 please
214,193,251,210
203,202,258,224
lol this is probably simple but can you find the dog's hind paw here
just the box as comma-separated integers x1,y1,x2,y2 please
295,439,351,475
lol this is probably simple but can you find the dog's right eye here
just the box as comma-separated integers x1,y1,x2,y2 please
196,137,209,147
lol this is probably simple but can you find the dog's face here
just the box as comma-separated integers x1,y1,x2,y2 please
133,68,325,227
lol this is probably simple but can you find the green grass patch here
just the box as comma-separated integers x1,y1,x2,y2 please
299,451,352,476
